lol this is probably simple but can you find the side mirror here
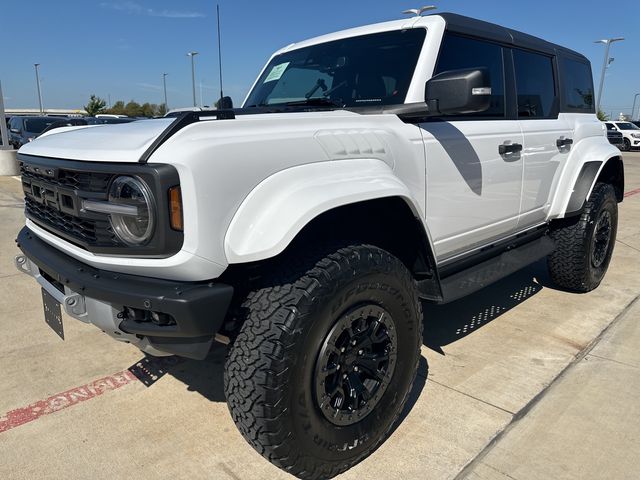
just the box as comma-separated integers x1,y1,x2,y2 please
425,68,491,116
10,128,21,134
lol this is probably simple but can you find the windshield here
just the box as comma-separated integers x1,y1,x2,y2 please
244,29,426,109
616,122,640,130
23,117,61,134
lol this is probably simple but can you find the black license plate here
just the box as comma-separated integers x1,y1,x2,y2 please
42,288,64,340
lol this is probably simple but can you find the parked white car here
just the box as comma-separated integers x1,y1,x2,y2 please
14,11,623,479
606,121,640,151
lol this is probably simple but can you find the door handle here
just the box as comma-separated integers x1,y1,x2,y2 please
499,143,523,155
557,138,573,149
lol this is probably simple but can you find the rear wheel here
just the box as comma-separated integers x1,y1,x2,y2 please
224,244,423,479
547,182,618,292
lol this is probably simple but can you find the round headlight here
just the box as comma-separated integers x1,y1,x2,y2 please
108,176,155,246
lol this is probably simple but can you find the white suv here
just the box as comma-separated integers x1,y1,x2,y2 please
14,12,623,479
606,121,640,151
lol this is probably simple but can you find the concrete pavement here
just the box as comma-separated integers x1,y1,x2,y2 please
1,153,639,479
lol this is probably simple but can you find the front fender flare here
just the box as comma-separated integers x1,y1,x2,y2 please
224,159,425,263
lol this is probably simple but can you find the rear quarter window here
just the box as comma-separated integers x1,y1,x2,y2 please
560,57,595,113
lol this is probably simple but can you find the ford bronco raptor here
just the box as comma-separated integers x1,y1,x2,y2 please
15,11,623,480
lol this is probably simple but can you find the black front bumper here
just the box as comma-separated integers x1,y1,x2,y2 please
17,227,234,359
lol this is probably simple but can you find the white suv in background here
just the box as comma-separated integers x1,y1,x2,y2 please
607,121,640,151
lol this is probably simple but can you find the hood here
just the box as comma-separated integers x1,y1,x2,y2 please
19,119,174,162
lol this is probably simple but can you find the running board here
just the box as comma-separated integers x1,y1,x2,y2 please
438,236,555,304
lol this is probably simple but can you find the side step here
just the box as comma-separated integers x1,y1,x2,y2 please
438,236,555,304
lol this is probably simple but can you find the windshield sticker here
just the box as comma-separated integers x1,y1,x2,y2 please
264,62,290,82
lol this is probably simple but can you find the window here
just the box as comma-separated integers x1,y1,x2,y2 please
244,29,426,108
605,123,615,130
560,57,595,112
615,122,640,131
435,33,505,118
513,49,556,118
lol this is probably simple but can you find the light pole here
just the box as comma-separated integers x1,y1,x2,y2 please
595,37,624,112
34,63,43,114
162,73,169,111
632,93,640,121
187,52,198,108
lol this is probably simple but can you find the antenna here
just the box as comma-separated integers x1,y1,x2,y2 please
402,6,437,17
216,4,224,104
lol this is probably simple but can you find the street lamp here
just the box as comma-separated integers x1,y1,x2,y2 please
187,52,198,108
162,73,169,111
34,63,43,114
594,37,624,112
632,93,640,121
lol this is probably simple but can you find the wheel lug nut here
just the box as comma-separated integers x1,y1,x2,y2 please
342,373,347,379
351,340,357,346
358,349,363,355
336,364,341,370
354,366,359,372
340,347,345,353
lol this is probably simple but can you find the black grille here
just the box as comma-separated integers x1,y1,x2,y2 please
21,163,121,248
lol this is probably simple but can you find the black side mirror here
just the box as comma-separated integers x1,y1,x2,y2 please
425,68,491,116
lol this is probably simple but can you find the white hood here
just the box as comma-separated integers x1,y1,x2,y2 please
19,119,174,162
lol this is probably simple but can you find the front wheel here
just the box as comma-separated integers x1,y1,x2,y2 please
623,138,631,152
224,244,423,479
547,182,618,292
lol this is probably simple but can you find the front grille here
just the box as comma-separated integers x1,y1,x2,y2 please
18,153,183,257
20,163,122,248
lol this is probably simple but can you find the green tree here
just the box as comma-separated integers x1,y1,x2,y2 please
84,95,107,116
124,101,142,117
158,103,167,116
597,110,610,122
106,101,126,115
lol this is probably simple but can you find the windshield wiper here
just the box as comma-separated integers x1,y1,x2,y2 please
283,98,345,108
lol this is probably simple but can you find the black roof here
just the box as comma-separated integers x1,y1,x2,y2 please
437,13,589,63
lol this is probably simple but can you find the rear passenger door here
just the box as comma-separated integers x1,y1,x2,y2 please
514,49,572,227
420,33,524,262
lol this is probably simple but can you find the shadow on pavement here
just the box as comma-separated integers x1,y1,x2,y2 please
132,259,552,404
423,259,550,355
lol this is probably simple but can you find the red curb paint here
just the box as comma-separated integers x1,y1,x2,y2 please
624,188,640,198
0,370,137,434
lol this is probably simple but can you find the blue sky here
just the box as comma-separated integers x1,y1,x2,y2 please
1,0,639,116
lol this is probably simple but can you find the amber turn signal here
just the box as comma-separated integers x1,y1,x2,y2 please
168,186,183,231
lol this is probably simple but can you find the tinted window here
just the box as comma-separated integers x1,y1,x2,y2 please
605,123,615,130
245,29,426,108
616,122,640,130
23,117,60,134
560,57,594,112
514,49,556,118
435,33,505,118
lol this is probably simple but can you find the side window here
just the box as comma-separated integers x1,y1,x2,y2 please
435,33,505,118
513,49,557,118
605,123,614,130
560,57,595,112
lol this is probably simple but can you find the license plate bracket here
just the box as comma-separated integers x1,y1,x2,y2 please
42,288,64,340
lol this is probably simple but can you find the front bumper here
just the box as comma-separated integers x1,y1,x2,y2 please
15,227,234,359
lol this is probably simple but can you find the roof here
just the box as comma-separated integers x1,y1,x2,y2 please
276,12,588,63
437,12,589,62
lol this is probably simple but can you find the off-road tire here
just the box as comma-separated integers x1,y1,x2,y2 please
224,244,423,479
547,182,618,292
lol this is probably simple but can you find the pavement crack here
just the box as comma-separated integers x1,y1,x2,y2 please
616,239,640,253
586,353,639,369
452,293,640,480
427,378,515,416
481,462,522,480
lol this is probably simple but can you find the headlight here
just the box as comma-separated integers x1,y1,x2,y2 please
108,176,155,245
632,133,640,138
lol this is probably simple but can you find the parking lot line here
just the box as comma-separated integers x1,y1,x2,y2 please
624,187,640,198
